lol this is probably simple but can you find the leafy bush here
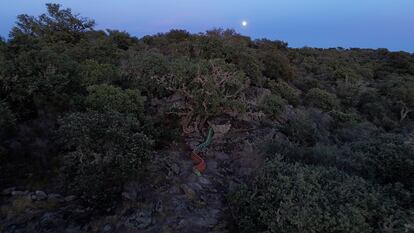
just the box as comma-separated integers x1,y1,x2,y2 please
266,133,414,190
260,50,294,81
328,110,361,126
156,59,247,130
0,101,16,136
268,79,301,106
259,94,286,119
335,78,363,108
233,51,264,86
280,110,322,146
305,88,339,111
121,50,170,97
57,112,153,208
347,134,414,188
85,84,145,119
333,121,379,143
229,157,411,233
79,60,119,87
10,3,95,43
380,74,414,121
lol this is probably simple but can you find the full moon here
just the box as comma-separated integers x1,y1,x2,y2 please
242,21,247,27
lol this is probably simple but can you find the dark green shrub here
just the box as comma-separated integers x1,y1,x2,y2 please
58,112,153,208
380,75,414,122
10,3,95,43
347,134,414,188
156,59,247,130
333,121,379,143
85,84,145,120
121,50,170,97
259,94,286,119
0,101,16,136
260,51,294,81
293,76,321,92
280,110,322,146
268,79,301,106
328,110,361,126
335,79,362,107
234,52,264,86
264,140,349,171
357,89,400,129
229,157,411,233
305,88,338,111
267,133,414,190
79,60,119,86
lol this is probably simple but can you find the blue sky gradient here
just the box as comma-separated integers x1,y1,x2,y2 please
1,0,413,52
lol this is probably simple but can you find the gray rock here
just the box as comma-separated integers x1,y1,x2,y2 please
39,212,63,230
153,200,163,213
35,190,48,200
48,194,64,202
170,163,181,175
188,182,203,191
125,211,152,229
198,176,211,185
64,195,76,202
122,191,136,201
11,190,25,196
2,187,16,195
102,224,112,232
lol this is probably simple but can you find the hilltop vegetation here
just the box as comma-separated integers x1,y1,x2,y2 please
0,4,413,233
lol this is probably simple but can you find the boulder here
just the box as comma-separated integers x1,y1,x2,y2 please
64,195,77,202
35,190,48,200
11,190,25,196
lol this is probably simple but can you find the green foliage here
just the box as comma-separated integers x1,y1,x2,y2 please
268,79,301,106
347,134,414,188
158,59,247,117
107,30,137,50
380,74,414,121
233,52,263,86
58,112,153,208
79,60,119,87
328,110,361,125
0,102,15,189
335,79,362,107
229,157,411,233
121,50,170,96
260,50,294,81
10,3,95,43
280,110,322,146
305,88,339,111
266,133,414,189
0,101,16,135
358,89,398,129
259,94,286,119
85,84,145,119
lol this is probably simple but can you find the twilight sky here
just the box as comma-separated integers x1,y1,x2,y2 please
1,0,413,52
